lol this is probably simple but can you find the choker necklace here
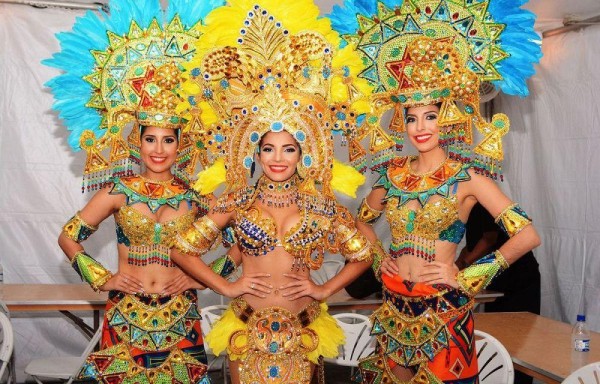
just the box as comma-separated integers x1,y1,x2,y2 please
256,174,299,208
139,174,175,186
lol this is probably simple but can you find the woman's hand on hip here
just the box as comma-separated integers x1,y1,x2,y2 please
161,272,204,296
380,256,400,277
417,261,459,288
101,272,144,294
280,273,329,301
224,273,272,298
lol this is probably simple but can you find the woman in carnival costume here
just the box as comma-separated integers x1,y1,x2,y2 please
329,0,542,382
45,0,234,381
168,0,378,382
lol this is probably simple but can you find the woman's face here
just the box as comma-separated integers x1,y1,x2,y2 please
140,126,178,179
405,104,441,153
257,130,301,182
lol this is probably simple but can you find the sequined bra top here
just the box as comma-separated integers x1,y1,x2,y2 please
111,175,207,268
216,182,371,270
375,157,471,261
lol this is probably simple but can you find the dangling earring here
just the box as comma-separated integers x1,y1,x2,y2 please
250,160,256,178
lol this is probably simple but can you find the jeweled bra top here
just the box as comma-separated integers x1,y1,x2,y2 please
215,176,371,270
111,175,207,267
375,156,471,262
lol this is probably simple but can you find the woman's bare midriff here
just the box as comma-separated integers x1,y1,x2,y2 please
241,247,314,313
393,240,458,282
117,245,187,294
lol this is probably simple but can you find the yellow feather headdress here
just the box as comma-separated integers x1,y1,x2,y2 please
177,0,372,197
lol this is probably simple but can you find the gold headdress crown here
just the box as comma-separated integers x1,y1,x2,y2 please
178,0,373,197
328,0,542,178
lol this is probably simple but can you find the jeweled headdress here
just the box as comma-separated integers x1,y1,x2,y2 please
328,0,542,178
44,0,224,191
177,0,373,199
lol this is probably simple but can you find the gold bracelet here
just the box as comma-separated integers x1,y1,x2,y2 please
357,198,383,224
62,212,98,243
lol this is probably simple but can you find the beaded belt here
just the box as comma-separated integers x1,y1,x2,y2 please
229,297,321,383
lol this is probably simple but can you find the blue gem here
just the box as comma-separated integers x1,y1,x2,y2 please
250,131,260,143
303,155,312,167
269,366,280,378
271,121,284,132
220,80,229,89
215,134,225,143
295,131,306,142
269,341,279,353
271,321,280,331
190,68,200,77
244,156,253,169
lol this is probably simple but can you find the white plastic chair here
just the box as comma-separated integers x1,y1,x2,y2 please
0,312,14,382
0,301,15,384
201,304,229,384
24,322,103,384
324,312,376,375
562,362,600,384
475,329,515,383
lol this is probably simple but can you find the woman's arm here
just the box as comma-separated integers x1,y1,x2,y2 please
466,173,541,264
455,173,541,295
58,186,144,293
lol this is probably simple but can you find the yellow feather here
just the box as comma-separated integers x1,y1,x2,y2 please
193,157,226,195
331,159,366,198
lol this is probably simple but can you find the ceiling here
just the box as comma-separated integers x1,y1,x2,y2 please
13,0,600,34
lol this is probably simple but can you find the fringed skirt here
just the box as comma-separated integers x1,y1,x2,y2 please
78,290,210,383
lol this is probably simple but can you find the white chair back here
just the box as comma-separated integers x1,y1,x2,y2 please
325,313,375,367
475,329,514,383
200,304,229,383
0,312,14,381
562,362,600,384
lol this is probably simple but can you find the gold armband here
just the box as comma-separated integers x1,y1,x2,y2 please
62,212,98,243
209,254,237,278
175,216,220,256
71,251,113,292
337,224,372,263
456,250,509,296
371,241,387,282
357,198,383,224
495,203,532,238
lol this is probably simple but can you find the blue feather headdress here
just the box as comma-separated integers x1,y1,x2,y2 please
44,0,223,190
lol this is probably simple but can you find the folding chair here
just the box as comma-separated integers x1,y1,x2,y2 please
0,312,14,382
24,323,102,384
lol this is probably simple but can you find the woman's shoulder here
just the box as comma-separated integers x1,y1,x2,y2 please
213,186,256,213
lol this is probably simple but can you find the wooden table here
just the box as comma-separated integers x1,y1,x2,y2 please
327,289,503,312
0,283,107,337
475,312,600,383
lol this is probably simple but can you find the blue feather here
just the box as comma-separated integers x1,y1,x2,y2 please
328,0,403,36
488,0,542,96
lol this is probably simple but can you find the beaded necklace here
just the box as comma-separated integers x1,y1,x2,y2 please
256,174,300,208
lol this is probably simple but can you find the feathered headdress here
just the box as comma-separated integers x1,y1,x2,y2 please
44,0,224,190
328,0,542,179
177,0,373,199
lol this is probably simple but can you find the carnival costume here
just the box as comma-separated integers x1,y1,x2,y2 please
328,0,541,382
172,0,375,382
45,0,224,382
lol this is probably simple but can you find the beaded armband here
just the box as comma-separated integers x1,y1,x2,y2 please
175,216,220,257
209,254,237,278
495,203,532,238
456,250,509,297
71,251,113,292
62,212,98,243
357,198,383,224
337,224,372,263
371,241,387,281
